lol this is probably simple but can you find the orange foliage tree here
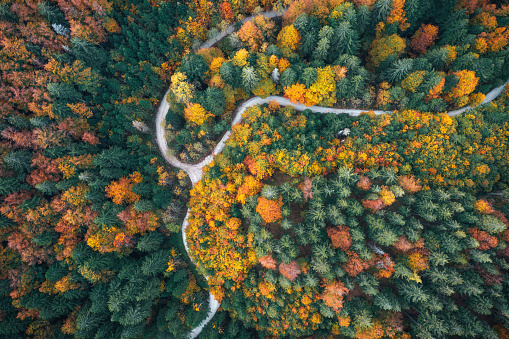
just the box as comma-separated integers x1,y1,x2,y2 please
425,77,445,102
468,227,499,250
256,196,283,223
118,207,159,234
279,261,301,281
320,281,349,312
219,1,234,21
410,24,439,55
357,176,372,190
343,250,371,277
237,21,264,52
386,0,409,31
362,198,385,212
327,226,352,251
105,172,142,205
398,175,422,193
284,83,307,104
369,34,406,68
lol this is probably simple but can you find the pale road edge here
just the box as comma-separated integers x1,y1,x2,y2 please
154,10,509,338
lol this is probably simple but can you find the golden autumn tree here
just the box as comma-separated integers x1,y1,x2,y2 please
368,34,406,68
184,103,214,126
232,48,250,67
277,25,301,51
401,71,425,93
406,253,429,273
169,72,194,104
236,175,263,204
284,83,307,104
252,78,277,98
305,66,336,106
380,186,396,206
446,70,479,107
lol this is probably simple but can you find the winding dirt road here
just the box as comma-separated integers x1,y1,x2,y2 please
153,11,509,338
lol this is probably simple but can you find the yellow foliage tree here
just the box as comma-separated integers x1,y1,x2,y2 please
61,184,89,207
368,34,406,68
277,25,301,51
236,175,262,204
252,78,277,98
401,71,425,93
446,70,479,107
380,186,396,206
169,72,194,104
305,66,337,106
196,47,224,65
209,57,227,75
184,103,214,126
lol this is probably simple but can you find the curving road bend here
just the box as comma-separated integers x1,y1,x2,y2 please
154,11,509,338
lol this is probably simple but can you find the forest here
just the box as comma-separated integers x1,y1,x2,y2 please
1,0,509,338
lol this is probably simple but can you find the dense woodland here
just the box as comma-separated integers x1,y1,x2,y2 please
188,100,509,337
165,0,509,162
1,0,509,338
0,0,265,337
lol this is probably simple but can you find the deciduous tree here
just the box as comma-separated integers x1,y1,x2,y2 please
277,25,301,51
410,24,439,55
368,34,406,68
184,103,213,126
256,196,283,223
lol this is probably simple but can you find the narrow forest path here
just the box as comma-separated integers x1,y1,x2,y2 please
153,11,509,339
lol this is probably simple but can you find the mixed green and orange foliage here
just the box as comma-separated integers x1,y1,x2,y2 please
187,101,509,337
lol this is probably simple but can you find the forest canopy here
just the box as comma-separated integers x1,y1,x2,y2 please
1,0,509,338
188,101,509,338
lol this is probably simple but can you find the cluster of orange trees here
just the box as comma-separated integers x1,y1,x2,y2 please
187,100,509,337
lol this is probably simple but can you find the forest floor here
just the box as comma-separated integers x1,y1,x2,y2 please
153,10,509,338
